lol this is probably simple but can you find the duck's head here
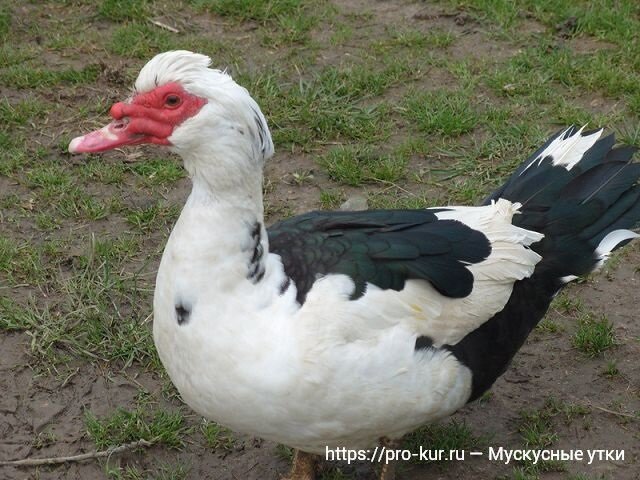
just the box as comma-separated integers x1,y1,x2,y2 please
70,51,274,185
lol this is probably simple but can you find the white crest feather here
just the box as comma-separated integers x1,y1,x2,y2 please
135,50,231,94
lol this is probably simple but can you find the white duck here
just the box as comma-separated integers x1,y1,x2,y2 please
70,51,640,480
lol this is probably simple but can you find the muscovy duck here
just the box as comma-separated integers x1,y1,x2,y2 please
69,51,640,480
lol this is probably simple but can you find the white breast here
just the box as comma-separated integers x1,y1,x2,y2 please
152,204,473,453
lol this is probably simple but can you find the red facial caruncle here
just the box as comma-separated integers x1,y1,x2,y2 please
69,82,207,153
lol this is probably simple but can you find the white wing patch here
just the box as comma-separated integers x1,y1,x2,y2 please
520,126,603,175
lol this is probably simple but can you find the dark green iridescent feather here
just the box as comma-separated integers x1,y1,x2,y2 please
267,209,491,304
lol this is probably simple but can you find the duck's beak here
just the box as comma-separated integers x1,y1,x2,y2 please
68,117,149,153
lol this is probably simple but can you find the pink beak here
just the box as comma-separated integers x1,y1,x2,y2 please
68,117,150,153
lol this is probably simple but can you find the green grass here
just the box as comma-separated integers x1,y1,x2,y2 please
536,317,563,334
0,98,50,127
551,292,584,314
514,397,590,478
518,408,558,449
85,406,190,449
0,237,44,285
245,66,395,149
191,0,323,46
55,189,111,220
602,360,619,378
401,89,478,137
0,5,10,40
106,463,190,480
319,468,356,480
0,239,159,370
445,0,523,30
319,190,344,210
0,64,101,89
513,397,593,476
98,0,149,22
200,420,235,451
128,158,185,186
81,159,126,185
109,23,173,59
193,0,308,22
126,202,180,232
319,145,406,186
403,420,483,464
572,313,616,357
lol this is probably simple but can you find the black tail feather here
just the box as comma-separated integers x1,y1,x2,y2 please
450,126,640,402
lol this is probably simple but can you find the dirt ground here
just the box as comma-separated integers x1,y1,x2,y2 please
1,1,639,479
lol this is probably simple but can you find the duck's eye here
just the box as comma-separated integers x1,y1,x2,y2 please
165,95,181,108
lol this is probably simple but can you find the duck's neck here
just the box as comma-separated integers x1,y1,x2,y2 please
179,148,267,284
185,145,264,215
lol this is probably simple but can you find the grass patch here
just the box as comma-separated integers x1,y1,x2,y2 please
516,396,590,477
98,0,149,22
513,397,592,475
518,408,557,449
602,360,619,378
106,463,190,480
319,190,344,210
446,0,522,30
126,202,180,232
201,420,235,451
81,159,126,185
401,89,478,137
403,420,482,464
367,191,434,210
0,98,49,127
245,67,393,149
551,292,583,315
0,238,159,370
86,406,189,449
536,317,562,334
109,23,172,59
572,313,615,357
55,188,111,221
128,158,185,186
191,0,322,45
194,0,308,22
0,237,44,285
319,145,406,186
0,6,10,40
0,64,101,89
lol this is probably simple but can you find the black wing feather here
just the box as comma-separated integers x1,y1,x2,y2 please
267,209,491,304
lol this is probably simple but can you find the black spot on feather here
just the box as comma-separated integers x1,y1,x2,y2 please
414,336,434,350
175,302,191,326
248,221,265,283
279,277,291,295
251,107,268,156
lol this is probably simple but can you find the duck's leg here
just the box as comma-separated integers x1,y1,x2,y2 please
282,449,318,480
378,437,398,480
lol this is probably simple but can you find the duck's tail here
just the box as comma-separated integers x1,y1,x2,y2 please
487,126,640,289
450,126,640,401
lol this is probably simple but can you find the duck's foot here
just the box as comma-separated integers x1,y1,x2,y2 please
281,449,318,480
378,437,398,480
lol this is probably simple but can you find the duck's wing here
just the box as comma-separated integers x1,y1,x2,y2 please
268,208,491,304
268,202,542,344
